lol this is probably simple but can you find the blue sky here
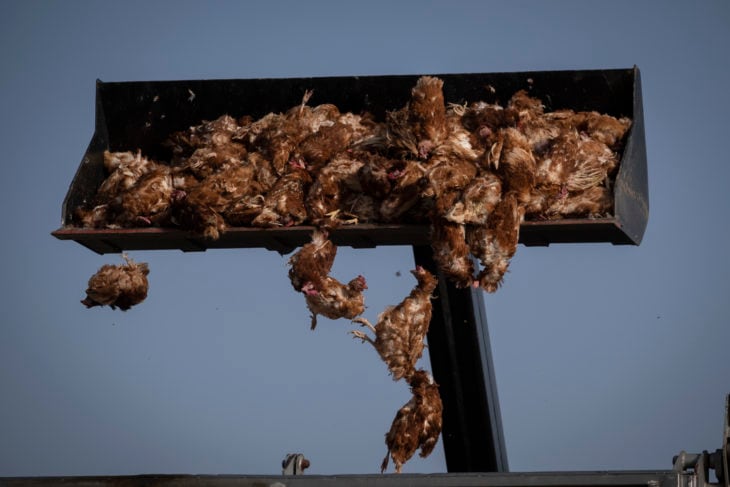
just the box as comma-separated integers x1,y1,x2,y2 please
1,0,729,477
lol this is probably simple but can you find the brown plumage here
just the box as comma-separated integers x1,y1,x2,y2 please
287,229,336,292
381,370,443,474
166,114,248,177
536,130,618,193
247,96,340,176
461,101,518,154
98,150,157,198
297,121,355,170
74,150,158,228
444,173,502,225
430,220,474,288
490,127,537,205
177,163,264,239
386,76,448,159
468,192,524,292
351,266,438,382
306,153,364,227
420,109,479,214
540,185,614,219
251,161,312,227
109,164,185,227
301,274,368,330
287,230,367,329
569,111,632,149
379,160,427,222
81,254,149,311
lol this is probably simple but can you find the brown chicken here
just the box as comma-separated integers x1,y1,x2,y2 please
444,173,502,225
490,127,537,205
381,370,443,473
81,254,150,311
467,192,525,292
568,111,632,149
351,266,437,382
306,153,364,227
247,95,340,177
287,230,367,329
301,274,368,330
287,229,336,293
251,160,312,227
430,220,475,288
536,130,618,193
177,163,264,239
461,100,519,151
166,114,248,178
379,159,427,222
75,150,159,228
386,76,448,159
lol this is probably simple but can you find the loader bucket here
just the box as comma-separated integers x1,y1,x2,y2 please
52,67,648,254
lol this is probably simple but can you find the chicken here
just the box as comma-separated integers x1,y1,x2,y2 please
287,230,367,329
421,156,478,218
247,95,340,176
467,192,525,292
540,185,614,219
386,76,448,159
74,150,158,228
569,111,632,149
302,274,368,330
430,220,474,288
443,173,502,225
166,114,248,178
287,229,336,293
306,153,364,227
296,120,356,170
106,164,184,227
490,127,537,205
379,159,427,222
251,160,312,227
81,254,150,311
177,163,265,239
460,101,518,153
381,370,443,473
351,266,437,382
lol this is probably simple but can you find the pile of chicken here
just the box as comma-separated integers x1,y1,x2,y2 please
288,228,441,473
74,76,631,292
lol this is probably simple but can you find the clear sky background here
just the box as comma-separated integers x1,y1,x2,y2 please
1,0,729,478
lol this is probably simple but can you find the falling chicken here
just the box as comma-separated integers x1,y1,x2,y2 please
351,266,438,382
288,230,368,329
381,370,443,474
81,254,149,311
301,274,368,330
287,229,336,293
